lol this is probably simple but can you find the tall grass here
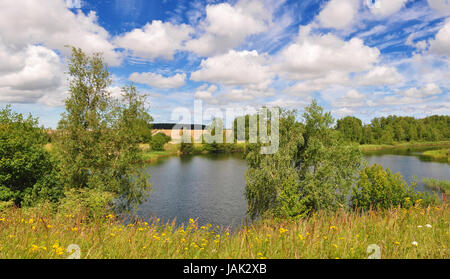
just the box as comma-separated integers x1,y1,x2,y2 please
423,178,450,196
0,201,448,259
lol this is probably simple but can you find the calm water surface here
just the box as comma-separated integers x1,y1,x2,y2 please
138,149,449,228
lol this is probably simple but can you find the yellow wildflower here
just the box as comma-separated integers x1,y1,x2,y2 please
30,245,40,253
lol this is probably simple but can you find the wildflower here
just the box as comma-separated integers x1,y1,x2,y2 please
189,218,194,224
8,234,15,238
28,218,34,224
279,228,288,235
332,244,338,249
323,235,328,240
0,217,6,222
339,237,345,240
411,241,418,247
330,226,337,231
425,224,432,228
30,245,40,252
394,241,400,245
138,228,145,232
110,233,116,237
71,227,78,232
417,225,423,228
55,247,64,255
47,225,53,229
298,234,304,241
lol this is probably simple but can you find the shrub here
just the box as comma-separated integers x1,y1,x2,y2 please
351,164,436,210
150,133,171,151
0,106,63,206
58,188,115,220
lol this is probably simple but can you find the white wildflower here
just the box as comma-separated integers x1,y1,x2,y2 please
425,224,432,228
417,225,423,228
411,241,418,247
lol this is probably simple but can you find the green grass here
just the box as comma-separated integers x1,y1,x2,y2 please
422,149,450,162
423,178,450,196
0,202,448,259
141,142,248,162
360,141,450,152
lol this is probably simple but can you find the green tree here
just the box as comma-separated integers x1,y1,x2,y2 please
204,118,224,153
0,106,63,206
55,48,152,211
245,109,304,218
246,101,362,219
336,116,363,143
150,133,171,151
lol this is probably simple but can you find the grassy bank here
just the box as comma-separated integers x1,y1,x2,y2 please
0,201,448,259
422,149,449,163
423,178,450,196
141,143,248,162
141,143,180,162
360,141,450,152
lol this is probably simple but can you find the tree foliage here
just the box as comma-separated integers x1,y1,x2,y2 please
55,47,152,211
0,106,63,206
351,164,435,210
336,115,450,144
245,101,362,219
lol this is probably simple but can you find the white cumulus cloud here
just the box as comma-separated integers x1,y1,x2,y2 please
184,0,270,56
369,0,408,17
115,20,193,61
0,0,122,66
317,0,360,29
277,27,380,80
190,50,273,89
129,72,187,89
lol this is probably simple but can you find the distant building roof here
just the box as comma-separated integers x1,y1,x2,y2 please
152,123,206,130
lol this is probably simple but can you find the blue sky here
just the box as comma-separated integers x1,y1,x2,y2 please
0,0,449,128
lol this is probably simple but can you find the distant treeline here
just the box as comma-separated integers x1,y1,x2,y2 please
335,115,450,144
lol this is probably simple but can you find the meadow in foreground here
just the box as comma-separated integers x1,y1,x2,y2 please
0,200,448,259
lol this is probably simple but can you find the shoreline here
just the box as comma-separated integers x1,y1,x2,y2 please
359,141,450,152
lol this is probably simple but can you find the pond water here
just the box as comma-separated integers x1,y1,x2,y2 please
137,148,449,228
